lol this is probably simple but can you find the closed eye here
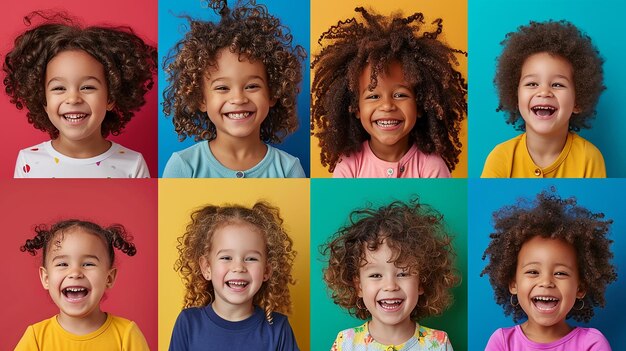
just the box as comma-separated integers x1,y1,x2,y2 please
245,257,260,262
55,262,68,267
218,256,232,261
50,86,66,92
80,85,97,91
213,86,229,91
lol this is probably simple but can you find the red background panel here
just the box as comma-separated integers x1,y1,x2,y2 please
0,0,158,178
0,179,158,350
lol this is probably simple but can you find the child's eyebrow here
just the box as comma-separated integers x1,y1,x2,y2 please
215,249,263,256
46,76,104,87
51,254,101,262
210,75,266,84
520,261,575,270
360,83,412,95
520,73,572,81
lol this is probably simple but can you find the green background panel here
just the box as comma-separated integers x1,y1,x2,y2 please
310,179,468,350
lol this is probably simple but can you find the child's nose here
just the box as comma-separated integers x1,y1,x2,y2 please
536,86,554,98
230,259,247,273
382,277,400,291
67,268,84,279
229,90,249,105
378,96,397,112
65,90,83,104
538,274,555,288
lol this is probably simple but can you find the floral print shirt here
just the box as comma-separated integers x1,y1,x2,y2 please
331,321,453,351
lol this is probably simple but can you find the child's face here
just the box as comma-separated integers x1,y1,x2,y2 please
509,236,585,331
200,48,276,142
517,52,579,138
356,242,423,330
357,62,418,153
199,221,270,316
39,228,116,323
44,50,113,143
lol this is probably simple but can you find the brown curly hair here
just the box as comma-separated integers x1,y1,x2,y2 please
2,11,157,138
175,201,296,323
311,7,467,172
162,0,306,143
481,189,617,323
321,199,459,321
20,219,137,267
495,20,605,132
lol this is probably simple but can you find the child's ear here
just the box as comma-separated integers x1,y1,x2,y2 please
263,264,272,282
106,101,115,112
39,266,50,290
106,267,118,289
199,99,208,113
508,280,518,294
573,105,581,114
354,277,363,297
269,97,277,108
199,255,211,281
577,285,586,299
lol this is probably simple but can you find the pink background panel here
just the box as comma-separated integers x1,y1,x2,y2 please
0,0,158,178
0,179,158,350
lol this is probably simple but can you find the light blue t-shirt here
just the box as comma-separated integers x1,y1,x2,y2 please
162,142,306,178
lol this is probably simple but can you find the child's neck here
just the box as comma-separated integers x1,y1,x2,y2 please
209,135,268,171
368,317,416,346
57,308,107,335
520,319,573,344
524,129,569,168
368,138,412,162
212,299,255,322
52,137,111,159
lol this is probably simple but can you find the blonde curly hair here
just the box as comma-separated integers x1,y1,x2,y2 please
175,201,296,322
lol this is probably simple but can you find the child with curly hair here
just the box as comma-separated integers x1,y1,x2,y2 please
169,201,299,350
161,0,306,178
481,189,617,349
322,199,459,350
311,7,467,178
16,220,148,350
481,21,606,178
3,11,157,178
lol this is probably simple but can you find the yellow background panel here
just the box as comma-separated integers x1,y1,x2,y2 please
158,179,310,350
310,0,468,177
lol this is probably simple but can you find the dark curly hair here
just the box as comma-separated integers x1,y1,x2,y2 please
20,219,137,267
2,11,157,138
481,189,617,323
495,20,605,132
162,0,306,143
174,201,296,323
321,198,459,321
311,7,467,172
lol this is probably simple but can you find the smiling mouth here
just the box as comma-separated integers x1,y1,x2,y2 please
224,112,252,120
63,287,89,301
63,113,89,123
531,106,557,118
226,280,249,289
532,296,559,311
377,299,403,311
375,119,402,128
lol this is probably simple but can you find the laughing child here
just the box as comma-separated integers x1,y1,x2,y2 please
481,190,617,349
481,21,606,178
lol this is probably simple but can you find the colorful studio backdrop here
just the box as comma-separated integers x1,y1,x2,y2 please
468,179,626,350
468,0,626,177
0,0,158,178
158,0,311,177
310,0,468,177
0,180,158,350
158,179,310,350
311,179,468,350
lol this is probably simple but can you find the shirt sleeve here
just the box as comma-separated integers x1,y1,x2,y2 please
484,329,505,351
133,155,151,178
163,153,192,178
168,311,190,351
586,328,612,351
330,331,344,351
278,318,300,351
584,143,607,178
122,321,150,351
420,154,451,178
481,147,507,178
14,326,37,351
332,159,354,178
286,159,306,178
14,151,27,178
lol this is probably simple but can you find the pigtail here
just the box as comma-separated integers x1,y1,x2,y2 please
20,225,52,256
106,224,137,257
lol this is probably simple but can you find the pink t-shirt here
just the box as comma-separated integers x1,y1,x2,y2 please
333,141,451,178
485,325,611,351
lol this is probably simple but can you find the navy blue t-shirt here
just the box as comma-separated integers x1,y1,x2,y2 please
168,304,300,351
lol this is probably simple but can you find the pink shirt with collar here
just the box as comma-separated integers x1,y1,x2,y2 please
333,141,451,178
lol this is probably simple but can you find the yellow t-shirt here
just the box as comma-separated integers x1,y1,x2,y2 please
14,314,149,351
481,132,606,178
